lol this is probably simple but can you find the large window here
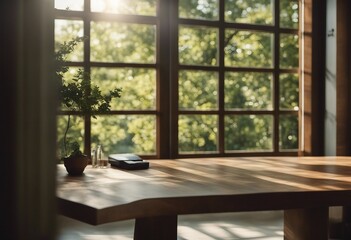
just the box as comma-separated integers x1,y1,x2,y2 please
55,0,299,159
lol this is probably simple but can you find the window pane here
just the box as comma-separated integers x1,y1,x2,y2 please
225,30,273,68
179,0,219,20
91,22,156,63
179,70,218,110
225,72,272,110
225,0,273,25
59,67,84,111
279,115,298,150
55,20,84,61
91,115,156,155
225,115,273,151
55,0,84,11
280,73,299,110
179,26,218,66
61,67,81,83
91,0,156,16
91,68,156,110
56,115,85,159
280,34,298,68
179,115,218,153
280,0,299,29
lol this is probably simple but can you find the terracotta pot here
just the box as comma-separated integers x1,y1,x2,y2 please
63,154,89,176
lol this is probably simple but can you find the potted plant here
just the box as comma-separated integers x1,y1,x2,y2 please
63,142,89,176
55,37,122,175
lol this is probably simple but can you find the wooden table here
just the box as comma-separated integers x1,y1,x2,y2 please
57,156,351,240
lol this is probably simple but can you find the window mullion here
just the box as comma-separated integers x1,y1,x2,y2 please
170,0,179,158
273,0,280,153
218,0,225,155
83,0,91,157
158,0,173,158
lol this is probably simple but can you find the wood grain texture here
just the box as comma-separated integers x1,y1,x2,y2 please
57,157,351,225
336,0,351,155
300,0,326,155
284,207,329,240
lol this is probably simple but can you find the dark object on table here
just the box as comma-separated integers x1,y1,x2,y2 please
108,153,149,170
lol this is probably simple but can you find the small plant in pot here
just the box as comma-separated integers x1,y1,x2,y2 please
63,141,89,176
55,37,122,175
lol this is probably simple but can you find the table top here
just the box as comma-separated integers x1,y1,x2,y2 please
57,156,351,225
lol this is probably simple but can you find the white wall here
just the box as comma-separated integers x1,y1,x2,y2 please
324,0,337,155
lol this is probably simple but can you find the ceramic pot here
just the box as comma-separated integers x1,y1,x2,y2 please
63,154,89,176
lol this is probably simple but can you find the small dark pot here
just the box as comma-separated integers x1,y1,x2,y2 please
63,154,89,176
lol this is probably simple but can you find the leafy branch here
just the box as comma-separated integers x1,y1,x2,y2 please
55,37,122,158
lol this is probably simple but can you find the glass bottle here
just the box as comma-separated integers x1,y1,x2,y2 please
91,148,98,168
97,145,108,168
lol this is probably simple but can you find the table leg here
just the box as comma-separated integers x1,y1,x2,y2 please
284,207,329,240
134,215,177,240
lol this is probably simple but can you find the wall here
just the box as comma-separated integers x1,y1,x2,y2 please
324,0,337,155
325,1,351,238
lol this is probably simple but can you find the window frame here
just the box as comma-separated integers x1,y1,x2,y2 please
171,0,299,158
54,0,300,159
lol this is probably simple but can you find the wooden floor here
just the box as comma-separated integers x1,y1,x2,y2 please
57,211,284,240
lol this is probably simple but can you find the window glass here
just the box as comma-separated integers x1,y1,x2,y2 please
57,115,85,159
178,115,218,153
179,0,219,20
280,34,299,69
59,67,83,111
280,0,299,29
225,115,273,151
179,26,218,66
91,68,156,110
91,115,156,155
225,0,273,25
279,115,298,150
55,20,84,61
225,72,273,110
224,30,273,68
55,0,84,11
179,70,218,110
91,22,156,63
91,0,157,16
279,73,299,110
